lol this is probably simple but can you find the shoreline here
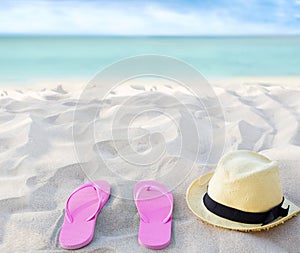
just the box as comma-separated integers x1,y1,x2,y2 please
210,76,300,87
0,76,300,91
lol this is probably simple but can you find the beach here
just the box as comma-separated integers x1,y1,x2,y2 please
1,0,300,250
0,78,299,252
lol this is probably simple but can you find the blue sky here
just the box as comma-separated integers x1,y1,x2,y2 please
0,0,300,35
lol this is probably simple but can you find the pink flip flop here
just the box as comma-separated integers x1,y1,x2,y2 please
134,180,173,250
59,180,110,250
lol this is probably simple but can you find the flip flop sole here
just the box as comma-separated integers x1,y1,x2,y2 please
59,180,110,249
134,180,173,250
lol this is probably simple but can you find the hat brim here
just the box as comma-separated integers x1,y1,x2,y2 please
186,172,300,232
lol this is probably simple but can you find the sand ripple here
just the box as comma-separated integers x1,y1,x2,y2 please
0,82,300,252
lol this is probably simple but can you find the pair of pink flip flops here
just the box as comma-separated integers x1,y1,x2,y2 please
59,180,173,250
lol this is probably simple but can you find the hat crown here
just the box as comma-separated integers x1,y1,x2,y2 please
207,150,283,212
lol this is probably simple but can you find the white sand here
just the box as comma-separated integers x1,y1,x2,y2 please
0,78,300,252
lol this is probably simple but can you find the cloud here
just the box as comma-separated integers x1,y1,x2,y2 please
0,0,299,35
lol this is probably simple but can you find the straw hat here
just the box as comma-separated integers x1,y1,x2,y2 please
186,150,300,232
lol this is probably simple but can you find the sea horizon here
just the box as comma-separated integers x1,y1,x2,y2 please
1,35,300,87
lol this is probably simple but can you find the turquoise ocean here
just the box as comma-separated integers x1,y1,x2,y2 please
0,36,300,86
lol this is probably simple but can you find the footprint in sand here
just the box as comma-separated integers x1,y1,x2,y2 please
63,101,77,106
93,140,118,159
1,91,8,96
130,84,146,91
52,85,67,94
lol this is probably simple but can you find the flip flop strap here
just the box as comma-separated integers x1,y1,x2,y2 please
135,185,173,224
66,183,103,223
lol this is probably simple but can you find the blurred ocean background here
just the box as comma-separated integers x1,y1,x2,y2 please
1,36,300,86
